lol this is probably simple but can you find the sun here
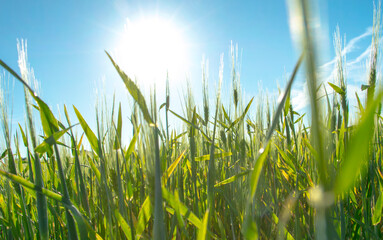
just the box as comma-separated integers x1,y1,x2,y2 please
114,16,189,90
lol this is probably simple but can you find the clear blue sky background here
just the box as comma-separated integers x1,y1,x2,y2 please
0,0,378,145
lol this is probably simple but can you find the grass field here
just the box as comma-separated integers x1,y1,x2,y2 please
0,1,383,239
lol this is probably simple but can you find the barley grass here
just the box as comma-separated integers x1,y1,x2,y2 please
0,1,383,239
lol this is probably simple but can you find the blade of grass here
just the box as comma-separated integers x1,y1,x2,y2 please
333,90,383,195
0,58,48,240
197,209,209,240
106,51,153,124
115,209,132,240
73,106,100,156
162,150,186,185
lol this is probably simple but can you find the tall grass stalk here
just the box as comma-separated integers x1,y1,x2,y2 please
17,40,49,240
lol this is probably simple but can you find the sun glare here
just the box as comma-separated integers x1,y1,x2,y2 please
114,16,189,89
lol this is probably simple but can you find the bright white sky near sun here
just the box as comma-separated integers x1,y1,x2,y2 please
0,0,379,144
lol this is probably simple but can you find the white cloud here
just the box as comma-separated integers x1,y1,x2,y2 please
291,82,309,111
320,27,373,70
290,25,378,121
347,45,372,68
343,27,373,55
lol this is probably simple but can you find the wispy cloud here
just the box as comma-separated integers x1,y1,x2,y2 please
342,27,373,55
320,27,373,70
291,82,309,111
285,25,376,116
347,45,372,67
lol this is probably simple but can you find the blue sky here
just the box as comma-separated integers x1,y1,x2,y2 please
0,0,379,144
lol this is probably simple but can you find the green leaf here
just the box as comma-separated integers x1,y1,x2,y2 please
115,209,132,240
0,59,36,95
284,90,291,116
114,103,123,149
162,150,186,184
125,126,141,160
159,102,167,110
0,169,62,202
355,92,364,113
294,113,306,124
135,196,152,239
87,156,101,183
214,170,250,187
217,217,226,240
35,125,75,154
32,96,59,137
302,137,319,159
0,59,50,240
249,143,271,198
197,209,209,240
333,91,383,195
195,151,232,162
169,109,211,142
373,183,383,225
328,82,345,95
265,53,303,142
0,169,101,239
361,84,370,91
64,203,101,240
274,144,296,171
73,106,100,156
226,97,254,131
162,187,202,229
222,105,232,124
0,149,8,161
272,213,294,240
106,51,153,124
18,124,28,147
171,191,188,238
243,54,303,238
243,219,258,240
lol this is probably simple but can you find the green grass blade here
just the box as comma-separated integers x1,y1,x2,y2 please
162,187,202,229
169,109,211,142
35,125,75,154
333,91,383,195
0,169,63,201
0,57,49,240
87,156,101,183
249,143,271,198
197,209,209,240
125,125,141,159
135,196,152,239
18,123,28,147
265,53,303,142
214,170,251,188
328,82,345,95
73,105,100,156
153,126,166,240
162,150,186,184
106,51,153,124
32,95,59,136
115,209,132,240
114,103,123,149
64,104,90,215
226,97,254,131
355,92,364,113
0,59,36,95
1,165,100,240
195,151,232,162
373,182,383,225
64,203,102,240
